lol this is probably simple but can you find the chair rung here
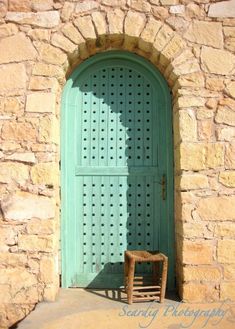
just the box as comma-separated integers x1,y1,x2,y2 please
133,285,161,290
132,296,160,301
133,291,160,296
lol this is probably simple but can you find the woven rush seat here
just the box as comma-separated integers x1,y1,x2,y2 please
124,250,168,304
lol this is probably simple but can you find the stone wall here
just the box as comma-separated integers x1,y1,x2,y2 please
0,0,235,327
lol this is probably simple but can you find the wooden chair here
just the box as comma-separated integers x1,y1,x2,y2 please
124,250,168,304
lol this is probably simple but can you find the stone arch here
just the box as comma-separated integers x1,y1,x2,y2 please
51,11,203,301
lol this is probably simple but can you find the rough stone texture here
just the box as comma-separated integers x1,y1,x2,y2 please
218,240,235,264
1,191,55,221
6,11,60,28
197,196,235,221
208,0,235,18
31,163,59,186
179,143,224,171
139,17,162,52
180,174,209,190
183,266,221,281
201,46,235,75
107,9,125,34
1,121,37,141
0,162,29,184
219,171,235,187
0,63,26,95
225,142,235,169
26,93,56,113
51,33,77,53
182,241,213,265
37,42,67,65
74,15,96,39
184,21,223,48
124,11,146,37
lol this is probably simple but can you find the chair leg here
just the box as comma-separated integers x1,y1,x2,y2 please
160,257,168,303
127,258,135,305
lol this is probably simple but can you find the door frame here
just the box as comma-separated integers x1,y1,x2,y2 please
61,51,174,289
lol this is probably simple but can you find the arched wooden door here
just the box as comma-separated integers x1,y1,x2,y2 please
61,51,174,289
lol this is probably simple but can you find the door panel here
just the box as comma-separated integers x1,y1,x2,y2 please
61,52,174,289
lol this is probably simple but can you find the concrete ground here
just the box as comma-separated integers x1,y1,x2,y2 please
15,289,235,329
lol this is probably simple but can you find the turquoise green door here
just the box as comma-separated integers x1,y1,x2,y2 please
61,51,174,289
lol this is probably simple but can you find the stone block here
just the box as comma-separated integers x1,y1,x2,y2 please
196,108,214,120
215,107,235,126
225,142,235,169
5,152,36,164
31,0,54,11
102,0,126,5
38,115,59,143
179,143,224,171
32,62,65,79
61,2,74,22
178,110,197,141
1,191,55,221
180,174,209,190
153,25,174,53
183,266,221,281
197,196,235,221
26,219,55,235
31,162,59,186
18,234,53,252
51,33,77,53
0,252,27,268
206,77,224,92
129,0,151,12
218,240,235,263
61,23,85,44
6,11,60,28
169,5,185,14
177,96,205,107
92,12,107,36
107,9,125,35
74,15,96,39
215,223,235,238
219,171,235,187
160,34,186,65
38,43,67,65
184,21,223,48
1,121,37,141
1,97,22,114
8,0,31,12
201,46,235,75
28,29,50,42
198,120,214,141
208,0,235,18
26,93,56,113
223,264,235,280
40,256,55,283
29,76,58,91
124,11,146,37
0,162,29,184
225,81,235,98
75,0,99,13
220,282,235,301
182,241,213,265
217,127,235,141
182,283,218,302
139,17,162,52
0,63,26,95
0,23,18,37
